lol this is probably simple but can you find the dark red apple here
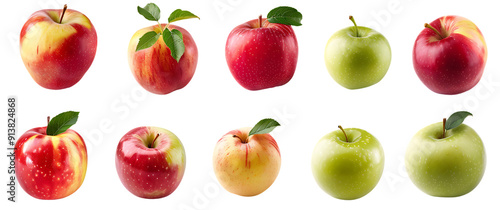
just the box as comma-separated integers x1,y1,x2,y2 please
413,15,487,95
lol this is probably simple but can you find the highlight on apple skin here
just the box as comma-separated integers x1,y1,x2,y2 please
20,5,97,90
115,126,186,199
412,15,487,95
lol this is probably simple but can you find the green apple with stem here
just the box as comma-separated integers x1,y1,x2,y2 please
324,16,391,89
311,126,384,200
405,111,486,197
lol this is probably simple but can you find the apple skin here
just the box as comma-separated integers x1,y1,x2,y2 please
413,16,487,95
225,18,298,90
20,8,97,90
311,128,384,200
15,127,88,200
405,122,486,197
213,127,281,196
128,24,198,95
325,26,391,89
115,126,186,199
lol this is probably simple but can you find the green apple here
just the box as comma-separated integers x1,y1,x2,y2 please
311,126,384,200
405,111,486,197
324,16,391,89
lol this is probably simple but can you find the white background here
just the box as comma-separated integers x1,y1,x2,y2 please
1,0,499,209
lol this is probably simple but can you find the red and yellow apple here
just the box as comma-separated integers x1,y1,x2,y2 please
128,24,198,95
20,5,97,90
15,127,87,199
213,127,281,196
413,16,487,95
115,126,186,199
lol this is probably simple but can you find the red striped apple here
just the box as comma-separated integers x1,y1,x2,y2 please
225,7,302,90
115,126,186,199
20,5,97,90
413,16,487,95
128,4,199,95
213,119,281,196
15,111,87,200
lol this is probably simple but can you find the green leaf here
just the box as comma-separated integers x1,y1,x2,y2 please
168,9,200,23
445,111,473,130
136,31,160,51
249,118,280,136
46,111,79,136
137,3,161,21
267,6,302,26
163,28,185,62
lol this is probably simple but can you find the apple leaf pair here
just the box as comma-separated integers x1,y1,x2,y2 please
135,3,199,62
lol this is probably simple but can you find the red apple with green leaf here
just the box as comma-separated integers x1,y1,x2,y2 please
15,111,87,200
225,6,302,90
128,3,199,95
413,16,487,95
213,118,281,196
20,5,97,90
115,126,186,199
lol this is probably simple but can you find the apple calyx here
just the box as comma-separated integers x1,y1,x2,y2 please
149,133,160,148
349,16,360,37
46,111,80,136
338,125,350,143
441,111,473,139
424,23,445,40
135,3,199,62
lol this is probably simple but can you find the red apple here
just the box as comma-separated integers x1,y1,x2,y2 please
213,119,281,196
15,112,87,200
225,16,298,90
413,15,487,95
128,24,198,95
115,126,186,199
20,5,97,90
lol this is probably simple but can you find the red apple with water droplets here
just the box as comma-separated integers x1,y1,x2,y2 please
115,126,186,199
225,7,302,90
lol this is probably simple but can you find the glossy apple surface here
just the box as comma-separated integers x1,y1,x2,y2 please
20,7,97,89
413,16,487,94
405,122,486,196
311,128,384,200
116,126,186,198
325,24,391,89
15,127,87,199
128,24,198,95
213,127,281,196
225,18,298,90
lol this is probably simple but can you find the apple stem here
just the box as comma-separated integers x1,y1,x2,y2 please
258,15,262,28
424,23,444,39
150,133,160,148
47,116,50,126
233,134,248,144
349,16,359,37
59,4,68,24
442,118,446,138
338,125,349,143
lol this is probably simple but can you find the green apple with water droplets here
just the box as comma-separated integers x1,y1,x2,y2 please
311,126,384,200
405,111,486,197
